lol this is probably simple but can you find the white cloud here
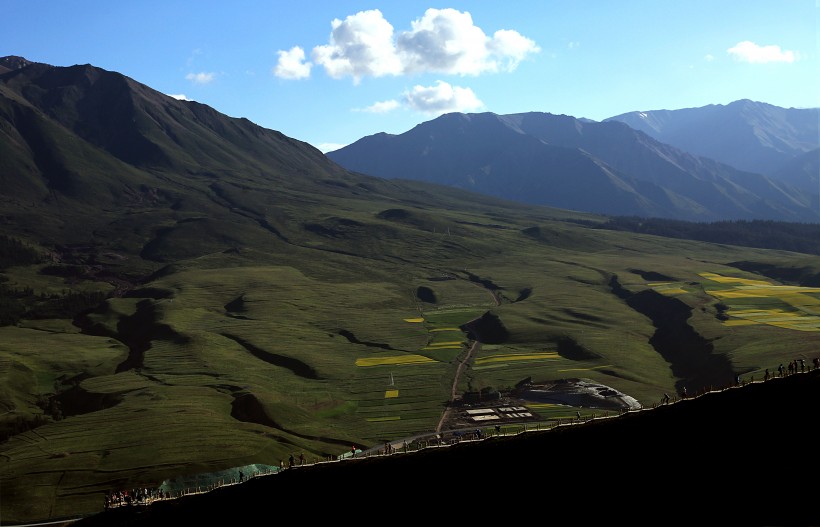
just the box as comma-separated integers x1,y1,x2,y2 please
704,54,715,62
397,8,491,75
487,28,541,69
727,41,796,63
354,99,401,113
398,9,539,76
185,72,216,84
403,80,484,115
168,93,192,101
312,9,402,84
274,46,312,80
295,8,538,83
567,41,580,50
317,142,348,153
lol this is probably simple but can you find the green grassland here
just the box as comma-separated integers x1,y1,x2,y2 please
2,196,820,523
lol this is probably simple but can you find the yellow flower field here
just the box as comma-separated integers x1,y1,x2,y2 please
474,352,560,366
698,272,772,286
355,355,437,367
656,287,688,295
697,272,820,331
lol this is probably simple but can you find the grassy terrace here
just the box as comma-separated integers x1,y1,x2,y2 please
2,206,820,523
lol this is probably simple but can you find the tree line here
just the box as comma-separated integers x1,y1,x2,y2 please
0,287,108,327
0,234,43,268
1,235,108,326
582,217,820,256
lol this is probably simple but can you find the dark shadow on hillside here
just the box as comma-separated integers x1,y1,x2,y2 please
221,333,321,379
415,286,436,303
375,208,445,232
223,295,246,313
460,312,508,344
304,223,341,237
561,308,603,323
463,271,501,291
123,288,174,299
223,295,251,320
376,208,411,221
629,268,677,281
74,299,190,373
230,392,283,429
551,335,601,361
230,392,367,454
50,385,124,418
514,287,532,302
336,329,395,350
12,105,76,193
609,275,733,394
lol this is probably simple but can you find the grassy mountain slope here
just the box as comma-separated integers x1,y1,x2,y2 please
1,59,819,524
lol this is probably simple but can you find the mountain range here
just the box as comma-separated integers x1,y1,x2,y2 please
327,103,819,223
605,99,819,176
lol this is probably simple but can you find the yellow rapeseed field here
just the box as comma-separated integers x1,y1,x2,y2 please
355,355,437,367
695,272,820,332
474,352,560,366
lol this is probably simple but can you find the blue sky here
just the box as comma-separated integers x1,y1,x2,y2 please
4,1,817,152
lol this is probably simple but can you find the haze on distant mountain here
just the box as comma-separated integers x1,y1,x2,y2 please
605,99,819,176
327,105,819,223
